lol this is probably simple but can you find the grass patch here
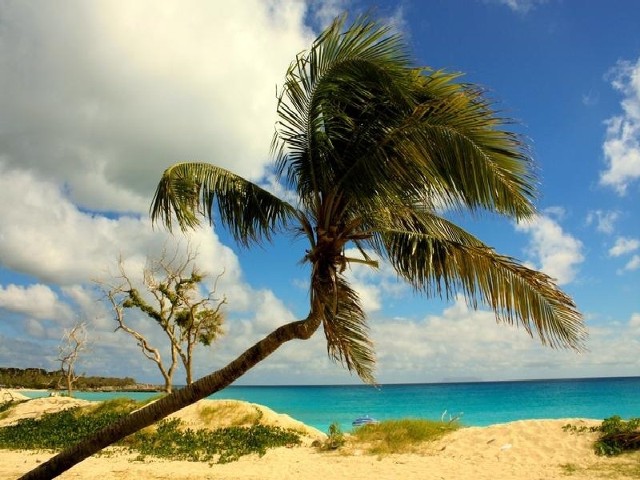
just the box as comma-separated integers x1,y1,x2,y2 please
198,402,263,427
560,463,579,475
351,418,459,455
582,452,640,479
0,399,301,464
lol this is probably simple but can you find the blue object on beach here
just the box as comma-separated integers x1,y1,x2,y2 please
352,415,379,427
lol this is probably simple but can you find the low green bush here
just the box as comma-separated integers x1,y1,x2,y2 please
0,400,301,464
563,415,640,456
319,422,345,450
128,419,300,463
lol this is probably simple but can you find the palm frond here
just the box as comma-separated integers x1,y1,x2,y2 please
272,15,412,206
377,210,584,350
318,275,376,384
150,162,297,246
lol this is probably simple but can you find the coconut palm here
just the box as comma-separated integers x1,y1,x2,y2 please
21,16,584,479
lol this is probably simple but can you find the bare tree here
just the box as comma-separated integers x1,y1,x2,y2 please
57,322,88,397
103,244,225,393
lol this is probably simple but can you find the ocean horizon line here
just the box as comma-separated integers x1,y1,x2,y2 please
201,374,640,389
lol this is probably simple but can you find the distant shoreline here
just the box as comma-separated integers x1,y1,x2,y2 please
8,385,164,394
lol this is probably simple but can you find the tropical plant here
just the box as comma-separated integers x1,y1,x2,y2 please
103,243,225,392
21,15,584,479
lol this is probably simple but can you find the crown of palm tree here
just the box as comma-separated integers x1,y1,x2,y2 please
151,15,584,384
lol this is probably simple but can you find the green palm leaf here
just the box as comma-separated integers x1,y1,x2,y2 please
319,275,375,384
150,162,297,246
376,209,584,349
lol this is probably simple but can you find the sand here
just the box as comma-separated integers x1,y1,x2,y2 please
1,389,638,480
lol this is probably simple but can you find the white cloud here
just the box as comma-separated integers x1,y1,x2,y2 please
600,58,640,195
0,163,242,288
371,296,582,382
489,0,548,14
310,0,349,29
609,237,640,257
624,255,640,271
585,210,619,234
343,248,407,314
515,211,584,285
0,0,313,213
0,1,321,384
0,284,73,322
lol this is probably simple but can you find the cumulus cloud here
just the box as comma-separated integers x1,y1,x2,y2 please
600,58,640,195
343,248,407,314
0,0,312,213
371,296,582,382
0,284,73,322
609,237,640,257
623,255,640,272
515,210,584,285
585,210,619,234
0,163,241,288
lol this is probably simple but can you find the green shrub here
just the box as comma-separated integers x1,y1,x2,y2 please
563,416,640,456
319,422,345,450
127,418,301,463
351,418,459,455
0,401,301,464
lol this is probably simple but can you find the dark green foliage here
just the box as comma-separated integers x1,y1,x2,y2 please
595,416,640,456
0,400,300,464
0,407,128,450
563,416,640,456
0,367,137,390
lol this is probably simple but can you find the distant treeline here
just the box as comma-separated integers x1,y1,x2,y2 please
0,367,137,390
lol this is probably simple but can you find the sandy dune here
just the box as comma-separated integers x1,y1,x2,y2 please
1,390,638,479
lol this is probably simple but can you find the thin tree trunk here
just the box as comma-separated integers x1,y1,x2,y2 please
162,372,172,394
185,343,194,385
19,314,320,480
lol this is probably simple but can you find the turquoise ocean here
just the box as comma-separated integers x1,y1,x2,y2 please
23,377,640,433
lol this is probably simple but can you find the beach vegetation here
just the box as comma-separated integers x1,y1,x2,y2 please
128,418,300,464
350,418,458,455
0,398,26,420
198,402,263,427
319,422,346,450
101,243,226,392
0,366,136,391
559,462,578,475
0,400,300,464
24,14,585,479
563,416,640,456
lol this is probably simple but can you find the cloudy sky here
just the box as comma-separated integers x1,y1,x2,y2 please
0,0,638,386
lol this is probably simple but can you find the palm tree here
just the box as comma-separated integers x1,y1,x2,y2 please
21,16,584,479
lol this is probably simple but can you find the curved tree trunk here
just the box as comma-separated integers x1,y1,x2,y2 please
19,315,321,480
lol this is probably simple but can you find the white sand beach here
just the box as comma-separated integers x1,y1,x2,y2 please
1,389,638,480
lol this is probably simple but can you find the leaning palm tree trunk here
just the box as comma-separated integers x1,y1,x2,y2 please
19,316,321,480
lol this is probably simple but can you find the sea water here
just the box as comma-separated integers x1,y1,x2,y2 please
22,377,640,433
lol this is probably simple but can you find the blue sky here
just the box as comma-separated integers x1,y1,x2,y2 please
0,0,638,386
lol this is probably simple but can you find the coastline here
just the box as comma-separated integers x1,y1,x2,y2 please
1,389,639,479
